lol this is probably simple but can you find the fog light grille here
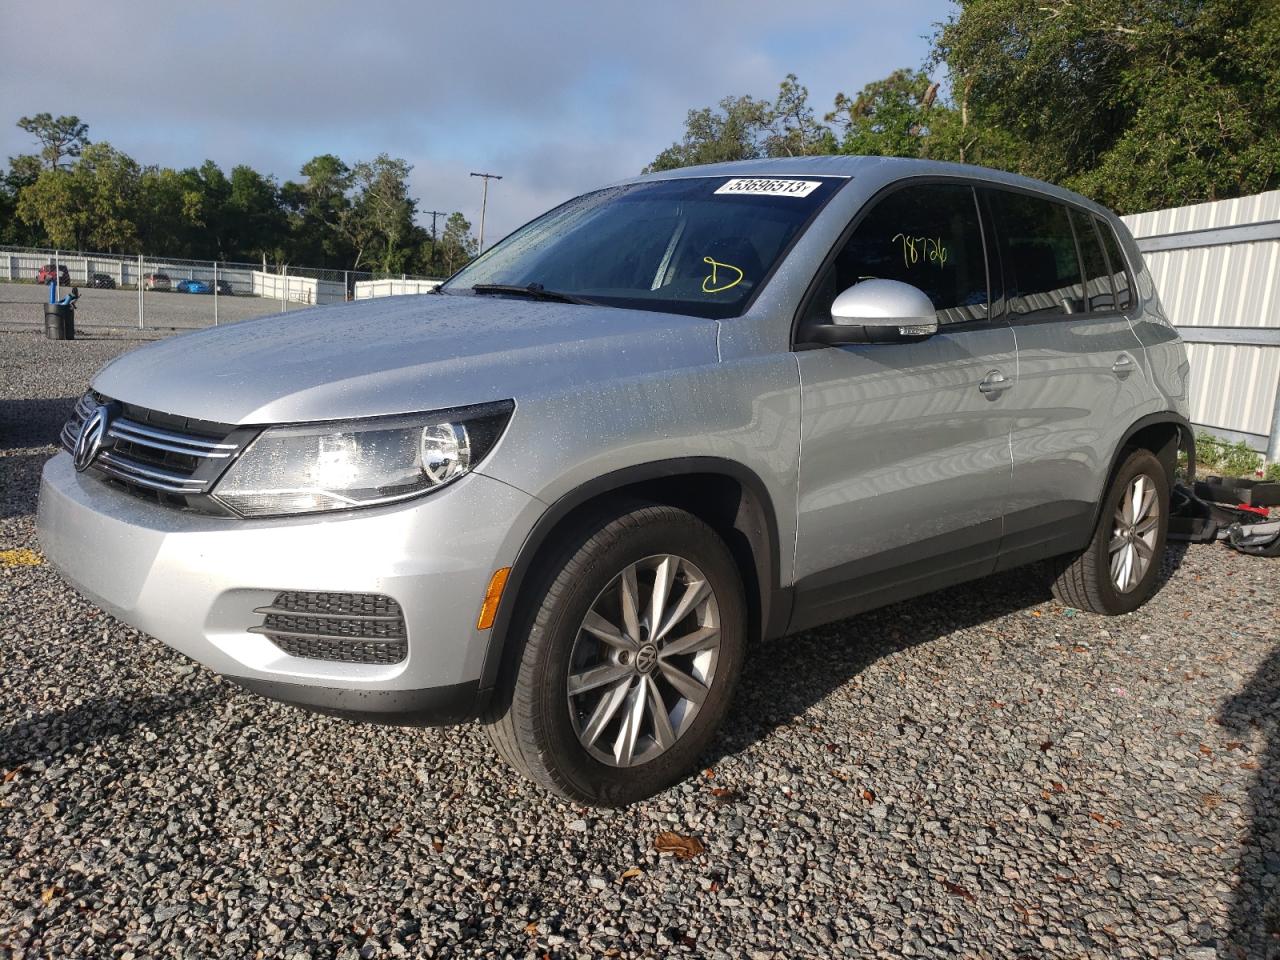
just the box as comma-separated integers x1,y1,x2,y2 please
249,591,407,665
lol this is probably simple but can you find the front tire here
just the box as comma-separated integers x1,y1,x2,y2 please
484,503,746,806
1050,448,1170,615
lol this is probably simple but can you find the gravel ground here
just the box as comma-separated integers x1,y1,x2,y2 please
1,328,1277,959
0,281,309,332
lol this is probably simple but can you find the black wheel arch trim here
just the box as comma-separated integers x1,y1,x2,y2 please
1091,411,1193,531
476,457,789,704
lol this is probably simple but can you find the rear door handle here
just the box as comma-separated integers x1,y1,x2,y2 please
1112,354,1136,375
978,370,1012,397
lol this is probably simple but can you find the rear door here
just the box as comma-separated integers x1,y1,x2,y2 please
790,181,1018,631
982,188,1153,569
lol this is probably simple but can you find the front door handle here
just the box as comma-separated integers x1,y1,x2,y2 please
978,370,1012,398
1112,353,1136,376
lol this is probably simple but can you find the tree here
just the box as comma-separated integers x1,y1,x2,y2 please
0,179,19,245
828,69,942,158
827,67,1029,169
0,155,45,245
16,113,90,169
137,166,205,257
934,0,1280,211
223,165,286,262
185,161,233,260
646,0,1279,212
761,74,835,157
350,154,417,274
645,95,768,172
645,76,833,173
438,212,476,275
1,116,465,268
281,154,356,267
5,153,43,189
16,142,141,251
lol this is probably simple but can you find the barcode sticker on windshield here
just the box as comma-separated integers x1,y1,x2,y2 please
715,178,822,198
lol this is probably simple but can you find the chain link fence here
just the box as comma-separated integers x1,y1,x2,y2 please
0,245,441,331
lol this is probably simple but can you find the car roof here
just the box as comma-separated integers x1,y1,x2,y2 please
620,155,1115,219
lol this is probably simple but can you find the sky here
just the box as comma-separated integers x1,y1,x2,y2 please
0,0,954,244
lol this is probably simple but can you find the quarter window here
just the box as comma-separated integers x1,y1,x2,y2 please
1095,216,1134,311
989,190,1085,319
1069,208,1116,312
803,183,990,327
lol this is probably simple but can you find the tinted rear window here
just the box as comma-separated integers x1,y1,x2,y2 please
1069,208,1116,312
1095,217,1134,310
989,190,1084,319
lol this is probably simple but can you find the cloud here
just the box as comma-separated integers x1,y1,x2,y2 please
1,0,952,239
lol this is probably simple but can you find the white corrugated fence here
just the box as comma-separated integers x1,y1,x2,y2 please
1122,191,1280,458
352,278,442,299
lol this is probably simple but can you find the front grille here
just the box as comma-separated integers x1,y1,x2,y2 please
249,592,408,665
61,392,250,511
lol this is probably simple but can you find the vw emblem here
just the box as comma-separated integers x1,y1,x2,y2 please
73,405,110,473
635,644,658,674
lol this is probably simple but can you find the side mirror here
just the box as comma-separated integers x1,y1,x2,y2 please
802,279,939,345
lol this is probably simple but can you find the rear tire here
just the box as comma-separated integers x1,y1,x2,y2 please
1050,448,1170,615
484,503,746,806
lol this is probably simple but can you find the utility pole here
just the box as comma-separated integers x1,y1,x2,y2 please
423,209,447,273
469,172,502,253
424,209,447,242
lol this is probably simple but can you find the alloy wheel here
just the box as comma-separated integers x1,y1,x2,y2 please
566,554,720,767
1109,473,1160,593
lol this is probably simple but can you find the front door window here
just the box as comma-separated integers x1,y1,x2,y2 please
804,183,991,327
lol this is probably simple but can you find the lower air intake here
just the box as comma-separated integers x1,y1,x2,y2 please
249,591,407,665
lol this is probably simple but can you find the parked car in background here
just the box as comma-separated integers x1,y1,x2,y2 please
144,273,171,291
37,264,71,285
175,278,234,295
89,273,117,289
40,157,1192,805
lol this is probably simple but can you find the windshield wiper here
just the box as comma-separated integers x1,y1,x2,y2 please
471,283,596,306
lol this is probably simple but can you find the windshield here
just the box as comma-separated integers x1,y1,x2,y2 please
443,176,845,319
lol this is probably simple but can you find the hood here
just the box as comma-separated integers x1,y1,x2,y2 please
92,294,719,425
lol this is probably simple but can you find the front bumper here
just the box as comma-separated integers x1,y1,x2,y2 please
37,452,541,724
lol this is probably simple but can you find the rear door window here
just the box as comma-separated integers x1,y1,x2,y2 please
1069,207,1116,312
989,190,1084,319
803,182,990,327
1095,217,1134,311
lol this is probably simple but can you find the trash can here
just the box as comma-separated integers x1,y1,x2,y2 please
44,303,75,341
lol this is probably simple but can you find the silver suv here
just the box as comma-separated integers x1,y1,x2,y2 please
39,157,1191,804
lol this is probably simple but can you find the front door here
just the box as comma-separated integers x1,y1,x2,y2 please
791,182,1017,631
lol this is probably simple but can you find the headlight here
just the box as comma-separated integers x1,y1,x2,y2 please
211,401,514,518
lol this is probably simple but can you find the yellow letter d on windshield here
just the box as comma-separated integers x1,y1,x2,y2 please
702,257,744,294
